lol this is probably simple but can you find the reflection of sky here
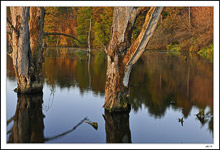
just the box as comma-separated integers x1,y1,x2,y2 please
130,105,213,143
42,83,106,143
7,78,213,143
6,50,213,143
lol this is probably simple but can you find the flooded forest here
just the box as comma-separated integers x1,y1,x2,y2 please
6,6,213,144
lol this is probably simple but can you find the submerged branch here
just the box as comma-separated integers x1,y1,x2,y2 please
44,32,82,44
44,117,88,142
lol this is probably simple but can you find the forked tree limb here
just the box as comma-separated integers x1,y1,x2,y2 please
134,7,149,16
44,32,83,44
123,7,163,66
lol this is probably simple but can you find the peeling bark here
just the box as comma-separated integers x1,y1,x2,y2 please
10,7,32,93
29,7,45,91
103,56,131,111
9,7,45,93
104,7,163,111
123,7,163,66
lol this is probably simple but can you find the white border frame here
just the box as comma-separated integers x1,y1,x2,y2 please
1,1,219,149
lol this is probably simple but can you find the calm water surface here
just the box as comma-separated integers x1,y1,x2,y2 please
7,48,213,143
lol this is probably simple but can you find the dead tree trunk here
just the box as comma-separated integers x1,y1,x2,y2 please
103,7,163,111
88,18,91,53
9,7,45,93
29,7,45,91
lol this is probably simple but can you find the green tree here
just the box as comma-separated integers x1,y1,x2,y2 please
76,7,93,47
93,7,113,48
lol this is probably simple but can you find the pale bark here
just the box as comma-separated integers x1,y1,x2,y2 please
10,7,32,93
104,7,163,111
88,19,91,53
9,7,45,93
123,7,163,66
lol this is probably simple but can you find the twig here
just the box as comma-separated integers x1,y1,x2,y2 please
99,42,107,54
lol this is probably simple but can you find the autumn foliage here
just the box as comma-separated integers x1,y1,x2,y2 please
43,7,213,53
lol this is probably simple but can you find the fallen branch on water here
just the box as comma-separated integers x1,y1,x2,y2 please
44,117,88,142
44,32,83,44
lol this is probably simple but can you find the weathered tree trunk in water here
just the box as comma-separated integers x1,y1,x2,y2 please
29,7,45,91
104,7,163,111
9,7,45,93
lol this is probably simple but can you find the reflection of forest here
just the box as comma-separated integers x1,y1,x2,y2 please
129,51,213,117
7,48,213,133
42,48,107,96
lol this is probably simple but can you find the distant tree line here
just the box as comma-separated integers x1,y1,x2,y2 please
43,7,213,52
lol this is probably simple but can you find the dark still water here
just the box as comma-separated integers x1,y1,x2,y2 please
6,48,213,143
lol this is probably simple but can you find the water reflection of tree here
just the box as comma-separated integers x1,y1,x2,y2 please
129,52,213,119
7,92,89,143
41,48,107,96
103,110,131,143
7,49,213,133
8,93,44,143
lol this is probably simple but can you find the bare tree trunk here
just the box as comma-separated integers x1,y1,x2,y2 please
29,7,45,91
189,7,191,32
9,7,45,93
104,7,163,111
88,19,91,53
10,7,32,93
